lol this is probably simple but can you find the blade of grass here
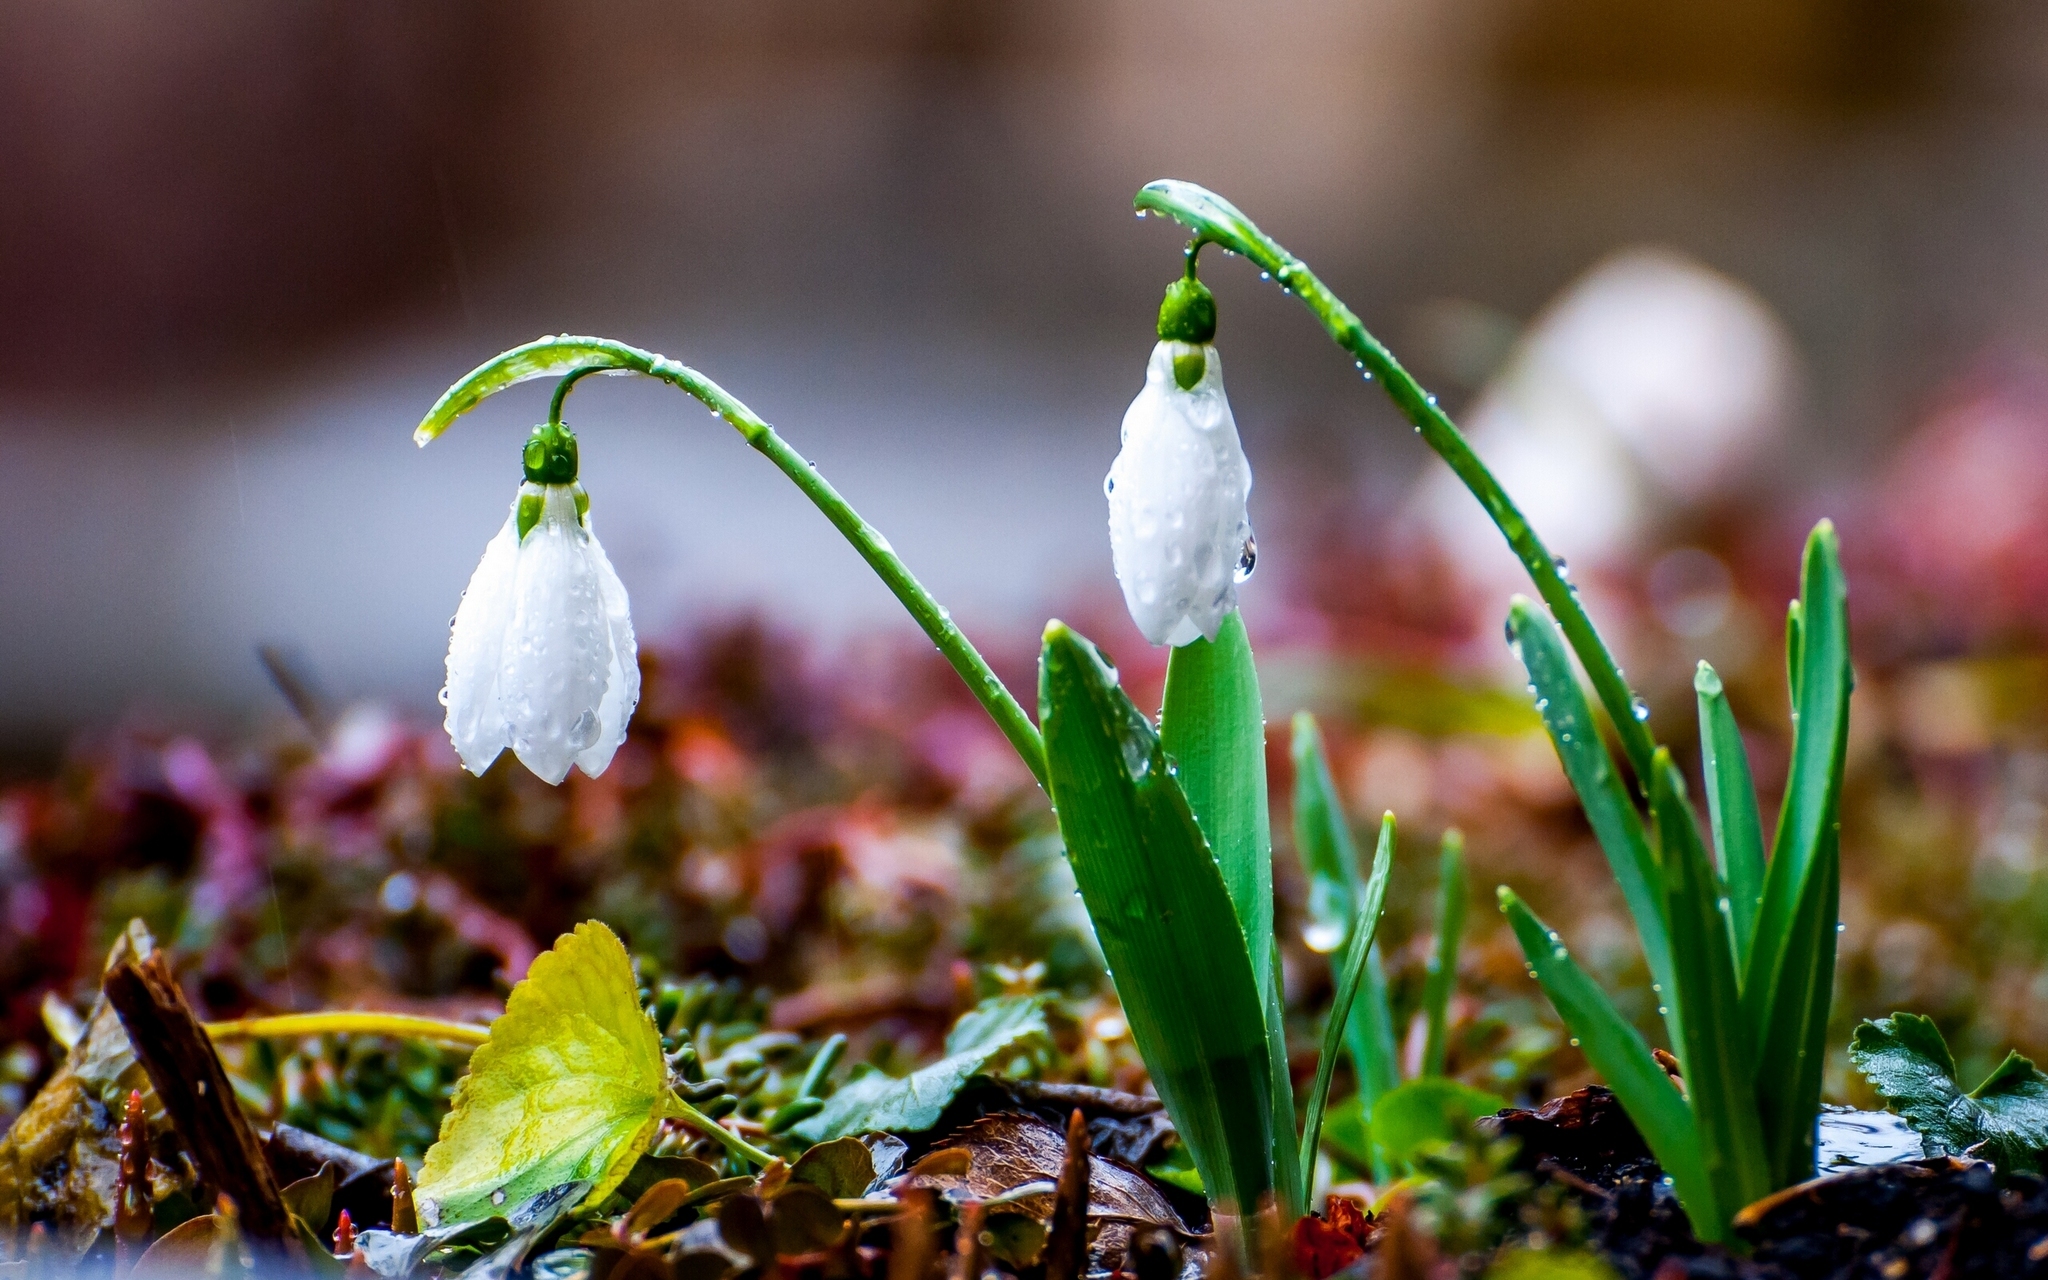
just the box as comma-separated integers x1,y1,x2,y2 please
1133,179,1657,792
1506,598,1675,1043
1290,714,1401,1121
1162,613,1274,994
1299,815,1396,1181
1756,843,1840,1187
1039,621,1276,1215
1743,523,1851,1182
1265,940,1303,1220
1695,663,1766,970
1497,889,1714,1238
1162,613,1288,1208
1420,830,1466,1078
1651,751,1771,1228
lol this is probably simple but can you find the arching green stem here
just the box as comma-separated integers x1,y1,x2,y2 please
417,336,1048,792
549,365,609,426
204,1012,489,1047
1134,182,1658,789
664,1094,777,1168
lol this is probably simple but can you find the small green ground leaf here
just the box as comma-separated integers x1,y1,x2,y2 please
788,1137,875,1200
416,922,666,1225
1850,1015,2048,1172
1368,1078,1506,1172
793,995,1049,1142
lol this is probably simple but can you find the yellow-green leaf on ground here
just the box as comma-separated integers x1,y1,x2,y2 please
417,921,667,1225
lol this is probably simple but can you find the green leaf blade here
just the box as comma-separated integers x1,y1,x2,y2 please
415,921,667,1226
1506,599,1675,1037
1745,522,1852,1185
1695,663,1766,968
1039,621,1276,1215
1652,753,1771,1223
1498,889,1713,1238
1421,830,1467,1078
1299,814,1396,1180
1290,713,1400,1162
1162,614,1297,1215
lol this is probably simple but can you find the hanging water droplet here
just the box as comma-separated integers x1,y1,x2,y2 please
1234,534,1258,583
1303,921,1345,954
1104,475,1115,496
491,1189,507,1206
1569,1038,1581,1048
1631,697,1651,722
1554,556,1570,580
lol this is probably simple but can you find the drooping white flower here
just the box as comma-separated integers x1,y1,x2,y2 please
442,423,639,784
1105,338,1255,647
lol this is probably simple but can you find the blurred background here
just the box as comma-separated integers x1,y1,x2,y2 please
11,0,2048,742
9,0,2048,1131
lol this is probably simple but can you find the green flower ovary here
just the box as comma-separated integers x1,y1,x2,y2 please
522,421,580,485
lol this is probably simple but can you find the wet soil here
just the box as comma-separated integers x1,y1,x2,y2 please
1490,1088,2048,1279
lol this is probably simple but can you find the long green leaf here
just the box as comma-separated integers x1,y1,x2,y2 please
1756,843,1840,1186
1506,599,1675,1043
1264,939,1303,1219
1651,752,1770,1227
1743,523,1851,1184
1161,613,1290,1209
1695,662,1766,969
1290,714,1400,1124
1421,830,1466,1078
1300,814,1395,1180
1498,890,1713,1238
1039,622,1275,1215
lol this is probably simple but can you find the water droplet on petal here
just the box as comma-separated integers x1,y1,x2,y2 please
1234,534,1258,583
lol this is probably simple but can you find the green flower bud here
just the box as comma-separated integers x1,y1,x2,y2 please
521,421,579,486
1156,275,1217,346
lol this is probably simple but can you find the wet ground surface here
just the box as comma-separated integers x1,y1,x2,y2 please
1492,1088,2048,1279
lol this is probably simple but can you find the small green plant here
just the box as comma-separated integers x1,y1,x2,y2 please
1850,1013,2048,1171
1293,712,1486,1183
405,179,1853,1249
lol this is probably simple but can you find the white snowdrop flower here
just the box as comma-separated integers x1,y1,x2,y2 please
442,421,639,784
1105,274,1255,647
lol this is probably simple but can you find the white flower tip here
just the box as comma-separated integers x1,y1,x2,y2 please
442,485,639,786
1107,342,1254,647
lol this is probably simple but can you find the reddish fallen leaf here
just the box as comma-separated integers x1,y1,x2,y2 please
1290,1196,1379,1280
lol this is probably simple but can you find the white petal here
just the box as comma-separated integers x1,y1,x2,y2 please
443,508,521,775
574,515,640,779
499,487,609,785
1106,341,1254,646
